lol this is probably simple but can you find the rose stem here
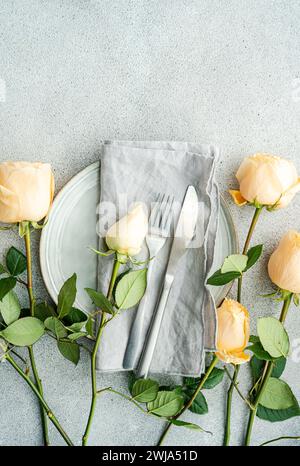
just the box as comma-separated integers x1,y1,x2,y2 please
157,355,219,446
223,364,240,446
244,294,292,446
6,354,73,446
237,207,263,302
82,258,121,446
224,206,262,446
24,226,49,446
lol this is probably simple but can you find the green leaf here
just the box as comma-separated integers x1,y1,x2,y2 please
183,377,200,390
172,386,184,396
250,356,264,381
186,390,208,415
0,317,44,346
57,274,77,319
249,335,260,343
147,391,184,417
68,332,86,341
203,368,225,389
128,373,137,395
115,269,147,309
257,402,300,422
248,342,274,361
244,244,263,271
85,288,114,315
34,302,56,322
169,419,208,432
251,356,286,382
63,307,88,332
85,317,94,337
0,277,17,301
293,294,300,307
0,290,21,325
272,357,287,378
184,368,224,390
57,340,80,365
6,247,27,276
44,317,68,339
20,308,30,318
207,269,240,286
158,385,183,394
0,264,6,275
221,254,248,274
257,317,289,358
260,378,296,410
131,379,159,402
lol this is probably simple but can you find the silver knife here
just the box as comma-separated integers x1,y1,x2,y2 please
136,185,199,378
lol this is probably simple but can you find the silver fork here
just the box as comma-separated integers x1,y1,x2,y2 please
123,193,174,370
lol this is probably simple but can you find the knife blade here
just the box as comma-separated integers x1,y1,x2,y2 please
137,185,199,378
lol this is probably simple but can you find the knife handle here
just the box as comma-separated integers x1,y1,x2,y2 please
136,275,173,378
123,260,155,370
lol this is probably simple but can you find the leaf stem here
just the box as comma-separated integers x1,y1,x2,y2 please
82,259,121,446
157,355,218,446
244,295,292,446
97,387,150,415
224,366,254,409
10,348,28,367
24,225,49,446
260,435,300,446
6,354,73,446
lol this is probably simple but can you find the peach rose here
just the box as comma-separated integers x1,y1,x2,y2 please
106,204,148,257
231,153,300,209
0,161,54,223
268,230,300,293
216,299,250,364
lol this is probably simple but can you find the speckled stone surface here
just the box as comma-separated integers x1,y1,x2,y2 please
0,0,300,446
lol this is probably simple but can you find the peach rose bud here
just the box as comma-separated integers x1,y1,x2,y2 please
106,204,148,257
216,298,250,364
0,161,54,223
268,230,300,294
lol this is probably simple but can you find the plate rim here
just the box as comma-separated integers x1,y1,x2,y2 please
40,161,238,307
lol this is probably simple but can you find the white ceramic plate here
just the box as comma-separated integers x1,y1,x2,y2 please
40,162,238,312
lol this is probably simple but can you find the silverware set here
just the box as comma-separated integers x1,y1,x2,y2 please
123,185,199,377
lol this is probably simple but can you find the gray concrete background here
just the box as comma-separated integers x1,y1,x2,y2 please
0,0,299,446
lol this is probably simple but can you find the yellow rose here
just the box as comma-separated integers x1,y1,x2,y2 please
106,204,148,257
216,299,250,364
231,153,300,209
0,161,54,223
268,230,300,293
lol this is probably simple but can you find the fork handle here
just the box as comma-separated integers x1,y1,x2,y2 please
123,260,155,370
136,276,173,378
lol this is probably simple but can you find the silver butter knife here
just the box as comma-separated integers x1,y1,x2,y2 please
136,185,199,378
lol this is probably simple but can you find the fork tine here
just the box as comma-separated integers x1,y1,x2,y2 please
158,194,169,228
150,193,164,228
149,193,160,225
162,196,174,231
162,195,174,233
149,192,174,235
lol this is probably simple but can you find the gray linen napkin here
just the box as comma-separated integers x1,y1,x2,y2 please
96,141,219,376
